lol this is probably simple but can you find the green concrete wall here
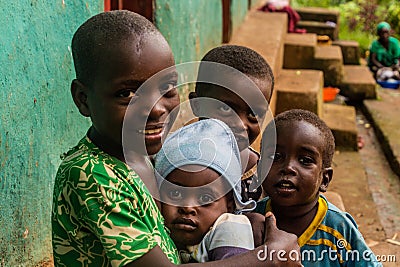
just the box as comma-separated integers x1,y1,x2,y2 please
231,0,249,35
154,0,223,63
0,0,251,265
0,1,102,266
250,0,262,9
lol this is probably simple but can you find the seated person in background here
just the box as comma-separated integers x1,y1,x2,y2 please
256,109,382,266
155,119,257,263
368,21,400,81
258,0,306,33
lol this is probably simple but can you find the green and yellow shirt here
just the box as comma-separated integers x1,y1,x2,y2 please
52,136,180,267
255,196,381,266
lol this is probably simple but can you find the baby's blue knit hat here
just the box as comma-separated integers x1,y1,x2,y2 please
154,119,256,213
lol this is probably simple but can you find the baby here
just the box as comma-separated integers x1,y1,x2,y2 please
155,119,256,263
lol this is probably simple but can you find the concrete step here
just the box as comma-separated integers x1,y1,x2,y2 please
314,45,344,87
283,33,317,69
332,40,360,65
274,69,323,116
295,7,339,40
295,7,339,24
322,103,358,151
283,35,344,87
362,88,400,177
230,11,287,79
297,20,338,40
340,65,377,101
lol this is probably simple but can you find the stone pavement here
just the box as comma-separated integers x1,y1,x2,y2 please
328,87,400,265
363,88,400,178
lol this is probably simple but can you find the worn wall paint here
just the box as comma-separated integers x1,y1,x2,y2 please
0,1,102,266
251,0,263,9
230,0,249,36
154,0,223,63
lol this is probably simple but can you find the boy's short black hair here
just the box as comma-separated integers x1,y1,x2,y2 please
72,10,158,86
267,109,335,168
195,45,274,97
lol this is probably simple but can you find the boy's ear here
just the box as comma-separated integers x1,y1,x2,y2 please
71,79,91,117
319,167,333,192
188,91,201,117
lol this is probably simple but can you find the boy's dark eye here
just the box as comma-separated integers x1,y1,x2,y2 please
248,110,258,121
218,104,233,114
167,189,183,201
117,90,135,98
198,194,214,206
299,156,315,166
160,82,178,97
269,152,282,162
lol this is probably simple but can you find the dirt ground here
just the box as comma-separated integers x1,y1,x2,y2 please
328,103,400,266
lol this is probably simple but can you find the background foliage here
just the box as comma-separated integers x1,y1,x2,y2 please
292,0,400,57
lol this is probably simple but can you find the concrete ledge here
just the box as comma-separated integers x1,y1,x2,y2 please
340,65,377,101
329,150,385,241
283,33,317,69
295,7,339,23
322,103,358,151
230,11,287,79
295,7,339,40
275,69,323,116
297,20,337,40
323,191,345,211
314,46,344,87
332,40,360,65
362,89,400,177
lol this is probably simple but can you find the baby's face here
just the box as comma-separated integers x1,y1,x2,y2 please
196,75,271,151
85,33,179,156
160,166,233,248
261,120,326,207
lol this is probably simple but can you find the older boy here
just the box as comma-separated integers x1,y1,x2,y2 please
189,45,274,202
52,10,300,267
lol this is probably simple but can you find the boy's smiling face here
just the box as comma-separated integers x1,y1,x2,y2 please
193,75,271,151
262,120,330,207
73,33,179,157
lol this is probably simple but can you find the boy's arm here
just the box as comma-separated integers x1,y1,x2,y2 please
124,213,302,267
245,212,267,247
370,53,384,69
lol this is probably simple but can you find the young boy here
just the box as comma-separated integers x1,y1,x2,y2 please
256,109,382,266
155,119,256,263
52,10,181,267
189,45,274,202
51,9,301,267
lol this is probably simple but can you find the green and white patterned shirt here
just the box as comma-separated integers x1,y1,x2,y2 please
52,136,180,267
